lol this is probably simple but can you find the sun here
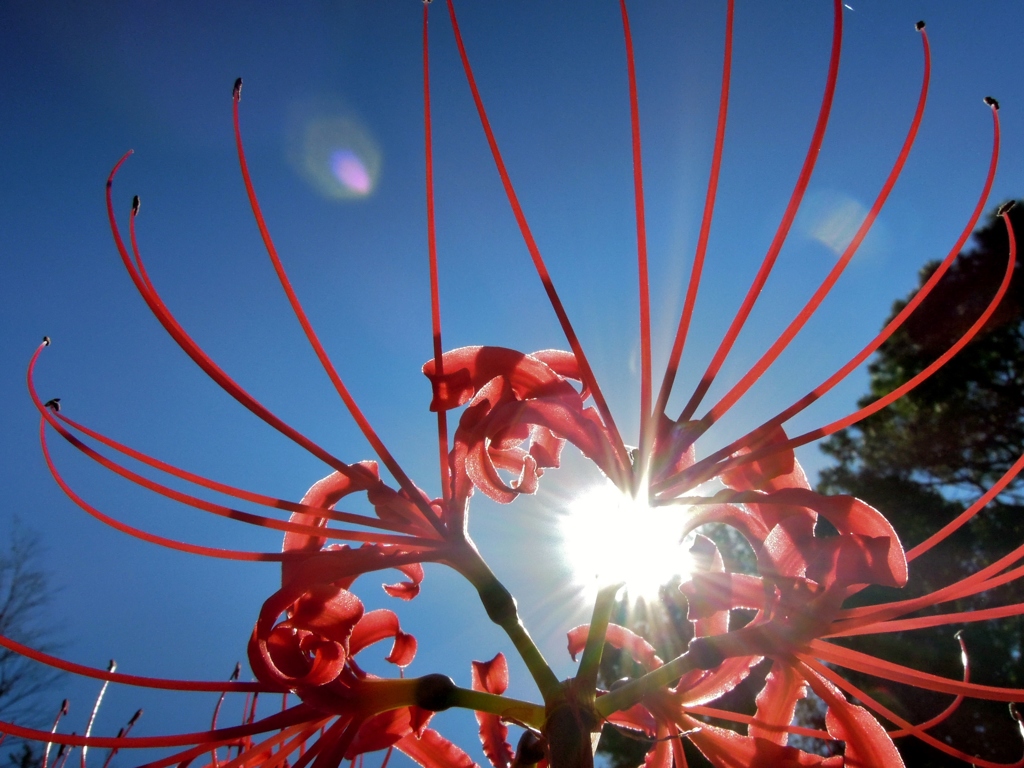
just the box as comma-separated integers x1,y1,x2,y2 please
559,481,693,601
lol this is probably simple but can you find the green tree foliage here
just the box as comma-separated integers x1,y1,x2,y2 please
818,200,1024,765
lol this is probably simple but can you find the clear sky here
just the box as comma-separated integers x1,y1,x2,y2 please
1,2,1022,766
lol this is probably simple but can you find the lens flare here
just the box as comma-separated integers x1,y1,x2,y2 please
330,149,372,195
289,110,381,200
560,482,692,600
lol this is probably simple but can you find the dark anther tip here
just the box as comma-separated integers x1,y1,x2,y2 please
60,699,69,714
953,628,965,640
230,662,241,680
414,673,457,712
998,200,1017,216
984,96,1000,111
132,195,141,214
105,179,113,189
423,0,433,4
915,20,926,31
233,78,243,100
42,336,51,346
44,398,61,412
128,709,143,726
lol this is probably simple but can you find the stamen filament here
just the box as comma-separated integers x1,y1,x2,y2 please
699,22,932,431
656,0,734,424
654,99,1002,499
678,0,843,423
618,0,653,472
106,155,366,487
422,2,452,505
444,0,633,487
231,89,446,537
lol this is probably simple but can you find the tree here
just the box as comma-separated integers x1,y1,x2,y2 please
0,523,61,768
818,200,1024,764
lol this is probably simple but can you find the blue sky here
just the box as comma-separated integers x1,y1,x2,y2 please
1,2,1022,765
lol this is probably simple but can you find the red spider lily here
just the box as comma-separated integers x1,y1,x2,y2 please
6,2,1024,768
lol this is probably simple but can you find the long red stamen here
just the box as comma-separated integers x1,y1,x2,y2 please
0,705,316,752
888,633,968,738
655,0,734,424
831,602,1024,638
106,155,367,486
231,86,446,536
678,0,843,424
700,21,931,430
423,3,451,505
787,204,1016,447
701,213,1013,488
801,657,1024,768
105,710,142,768
41,699,69,768
0,632,269,693
655,99,1002,499
29,350,439,547
53,411,420,536
443,0,632,486
46,417,439,545
618,0,653,472
81,660,115,768
907,447,1024,562
835,557,1024,634
210,664,241,768
214,722,326,768
39,416,287,562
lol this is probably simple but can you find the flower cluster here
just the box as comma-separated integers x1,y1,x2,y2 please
6,1,1024,767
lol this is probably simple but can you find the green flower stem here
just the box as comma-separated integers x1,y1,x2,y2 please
452,541,561,702
355,677,545,729
575,583,623,698
594,649,701,717
449,687,546,730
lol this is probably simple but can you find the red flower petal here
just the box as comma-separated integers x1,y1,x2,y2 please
397,726,479,768
566,623,663,671
349,609,417,668
471,653,513,768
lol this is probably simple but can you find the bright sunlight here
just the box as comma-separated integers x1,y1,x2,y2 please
559,482,693,601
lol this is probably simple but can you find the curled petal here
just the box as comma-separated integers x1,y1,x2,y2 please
423,346,581,411
283,462,382,579
720,426,810,493
759,489,908,588
248,585,363,689
680,572,767,621
383,562,425,601
567,623,663,671
679,503,771,552
349,609,417,668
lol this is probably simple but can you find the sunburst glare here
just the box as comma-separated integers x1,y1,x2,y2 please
559,482,693,601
